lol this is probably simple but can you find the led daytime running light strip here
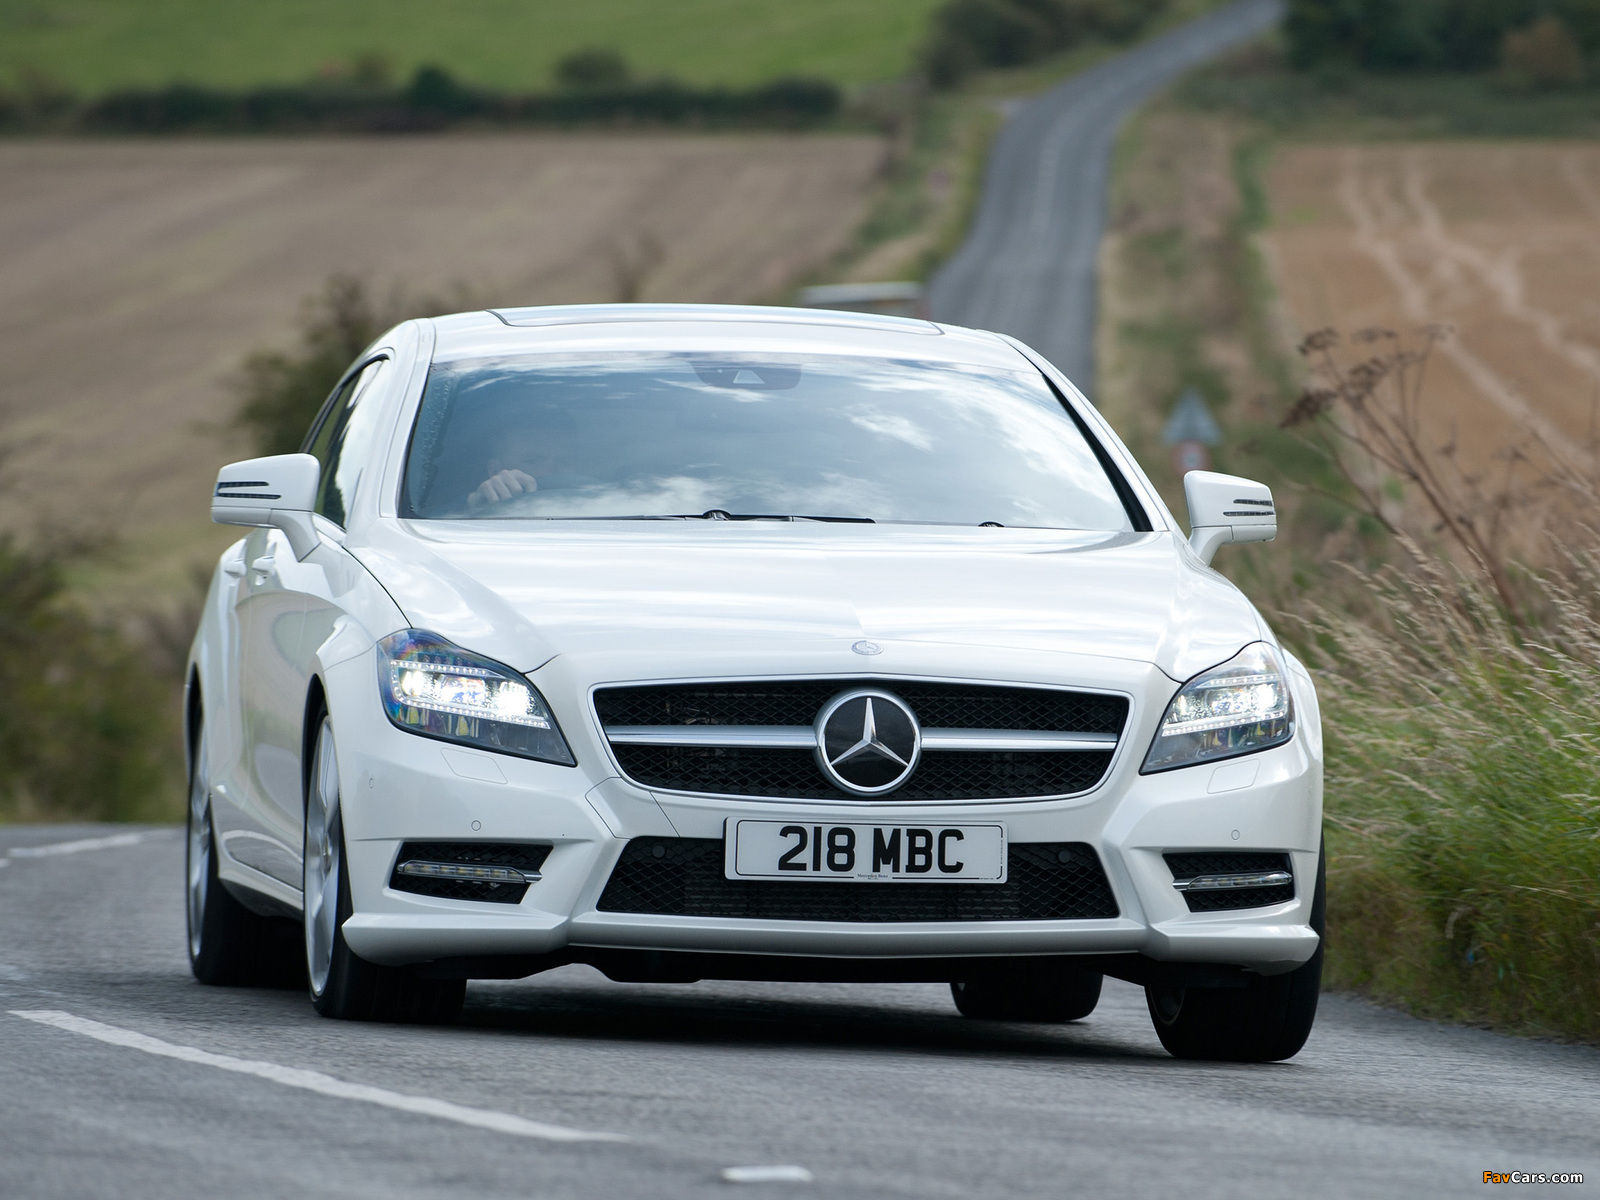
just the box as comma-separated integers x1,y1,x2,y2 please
1188,672,1278,689
395,860,536,885
1158,700,1289,739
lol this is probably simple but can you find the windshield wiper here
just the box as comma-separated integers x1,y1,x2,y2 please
513,511,874,523
667,510,875,523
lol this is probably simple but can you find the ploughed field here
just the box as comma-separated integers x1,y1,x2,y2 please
0,134,881,570
1262,142,1600,477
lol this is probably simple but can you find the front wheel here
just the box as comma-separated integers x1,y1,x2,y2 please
1145,839,1326,1062
187,719,301,987
304,713,464,1023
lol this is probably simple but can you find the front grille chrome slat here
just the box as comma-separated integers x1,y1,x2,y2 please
922,729,1118,752
607,725,818,748
595,680,1129,800
606,725,1119,753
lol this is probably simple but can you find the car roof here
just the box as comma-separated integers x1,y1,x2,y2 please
424,304,1032,371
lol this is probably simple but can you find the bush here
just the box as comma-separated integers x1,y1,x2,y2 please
1501,14,1587,87
1285,0,1600,73
554,47,633,90
0,530,176,822
403,64,488,119
922,0,1168,89
234,275,424,456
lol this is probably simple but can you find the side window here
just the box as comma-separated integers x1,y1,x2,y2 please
302,373,359,463
305,358,389,528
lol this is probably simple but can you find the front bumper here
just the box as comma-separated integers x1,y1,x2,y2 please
325,646,1323,978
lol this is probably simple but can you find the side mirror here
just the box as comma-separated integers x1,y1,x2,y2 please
212,454,321,559
1183,470,1276,565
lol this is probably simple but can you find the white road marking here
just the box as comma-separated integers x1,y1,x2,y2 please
12,1010,626,1144
8,832,147,858
721,1166,814,1184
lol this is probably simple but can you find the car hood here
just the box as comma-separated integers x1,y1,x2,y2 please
351,520,1267,683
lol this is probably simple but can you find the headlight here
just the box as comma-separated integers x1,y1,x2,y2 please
377,630,575,766
1141,642,1294,773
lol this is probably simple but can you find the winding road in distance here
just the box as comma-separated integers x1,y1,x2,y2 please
930,0,1281,390
6,7,1600,1197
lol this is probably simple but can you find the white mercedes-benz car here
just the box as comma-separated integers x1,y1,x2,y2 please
185,303,1323,1061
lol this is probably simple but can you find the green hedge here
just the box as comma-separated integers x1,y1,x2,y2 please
5,64,841,134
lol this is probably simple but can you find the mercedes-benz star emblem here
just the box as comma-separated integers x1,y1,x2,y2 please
813,688,921,796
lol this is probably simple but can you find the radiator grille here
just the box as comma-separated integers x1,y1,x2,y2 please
597,838,1119,921
595,680,1127,800
595,680,1126,733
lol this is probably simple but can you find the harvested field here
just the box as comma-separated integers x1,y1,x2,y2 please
0,134,882,580
1262,143,1600,478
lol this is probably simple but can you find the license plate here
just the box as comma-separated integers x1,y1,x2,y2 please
725,820,1006,883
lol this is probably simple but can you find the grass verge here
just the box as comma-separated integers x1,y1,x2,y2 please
1100,34,1600,1042
1302,555,1600,1043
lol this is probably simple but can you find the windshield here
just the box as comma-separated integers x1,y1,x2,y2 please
400,352,1135,530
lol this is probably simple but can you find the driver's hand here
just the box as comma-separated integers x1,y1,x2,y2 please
467,469,538,510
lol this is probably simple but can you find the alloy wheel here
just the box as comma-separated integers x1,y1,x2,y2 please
186,728,212,961
304,718,342,999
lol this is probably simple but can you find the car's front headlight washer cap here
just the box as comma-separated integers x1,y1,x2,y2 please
1141,642,1294,773
377,629,575,766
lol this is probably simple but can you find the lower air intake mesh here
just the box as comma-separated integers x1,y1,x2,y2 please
389,841,552,904
597,838,1118,922
1164,851,1295,912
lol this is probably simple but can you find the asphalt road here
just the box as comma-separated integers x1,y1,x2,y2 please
2,825,1596,1199
928,0,1282,390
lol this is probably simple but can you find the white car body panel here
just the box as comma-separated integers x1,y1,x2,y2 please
188,304,1323,984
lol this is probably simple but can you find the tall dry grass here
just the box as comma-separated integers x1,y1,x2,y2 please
1276,328,1600,1042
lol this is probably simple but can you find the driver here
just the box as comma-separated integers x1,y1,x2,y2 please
465,409,578,511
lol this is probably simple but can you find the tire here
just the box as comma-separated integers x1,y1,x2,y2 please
951,960,1103,1022
187,720,303,987
1145,838,1326,1063
303,712,465,1024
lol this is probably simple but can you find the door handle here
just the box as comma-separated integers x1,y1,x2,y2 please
250,555,276,577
